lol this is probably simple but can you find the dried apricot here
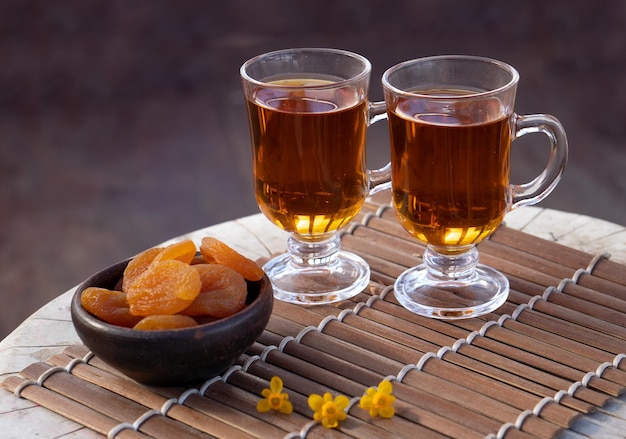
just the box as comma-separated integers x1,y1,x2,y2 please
152,239,197,265
81,287,143,328
200,237,264,281
181,264,247,318
122,247,164,292
126,260,202,316
133,315,198,330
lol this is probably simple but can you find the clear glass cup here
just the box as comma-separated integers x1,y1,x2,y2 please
241,48,391,305
382,55,568,319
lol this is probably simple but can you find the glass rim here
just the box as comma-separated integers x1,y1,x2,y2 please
240,47,372,89
382,55,520,99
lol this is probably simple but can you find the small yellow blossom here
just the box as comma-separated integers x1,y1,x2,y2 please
308,392,350,429
359,380,396,418
256,376,293,414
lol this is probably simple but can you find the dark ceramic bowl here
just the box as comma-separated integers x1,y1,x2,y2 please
71,256,273,386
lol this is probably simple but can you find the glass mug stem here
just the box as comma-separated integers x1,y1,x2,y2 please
287,234,342,267
423,245,479,280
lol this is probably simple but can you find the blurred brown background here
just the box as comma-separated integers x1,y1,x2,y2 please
1,0,625,339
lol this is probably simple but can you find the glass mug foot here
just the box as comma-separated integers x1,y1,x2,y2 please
393,245,509,319
263,234,370,304
394,264,509,319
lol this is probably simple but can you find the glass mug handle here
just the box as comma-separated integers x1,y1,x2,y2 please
511,114,568,209
367,101,392,194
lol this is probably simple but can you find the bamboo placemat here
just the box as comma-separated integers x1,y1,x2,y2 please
3,201,625,438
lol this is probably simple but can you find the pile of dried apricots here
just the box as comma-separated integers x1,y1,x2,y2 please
81,237,265,330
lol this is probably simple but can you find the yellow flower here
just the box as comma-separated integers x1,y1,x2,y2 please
308,392,350,429
256,376,293,414
359,380,396,418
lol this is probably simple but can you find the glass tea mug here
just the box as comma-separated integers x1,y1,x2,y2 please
241,48,391,305
382,55,567,319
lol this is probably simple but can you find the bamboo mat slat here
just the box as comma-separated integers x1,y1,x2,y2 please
2,202,625,439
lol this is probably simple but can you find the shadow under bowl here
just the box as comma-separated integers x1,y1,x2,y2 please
70,256,273,386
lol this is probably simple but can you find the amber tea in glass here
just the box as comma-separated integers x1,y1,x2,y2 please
241,48,391,304
383,56,568,319
249,79,368,237
389,90,511,247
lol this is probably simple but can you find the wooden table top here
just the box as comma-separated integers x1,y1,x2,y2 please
1,201,624,439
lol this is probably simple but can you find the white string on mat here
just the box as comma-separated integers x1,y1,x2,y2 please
176,387,200,406
575,251,612,284
341,207,377,237
253,259,626,439
485,351,626,439
486,400,549,439
107,422,134,439
387,300,564,437
509,285,555,321
353,301,368,314
415,352,436,371
484,422,515,439
295,326,318,343
242,355,261,373
557,278,574,292
276,285,399,438
393,315,508,386
347,395,362,411
280,249,614,438
450,257,626,438
107,407,164,438
295,211,612,437
316,312,342,328
358,213,375,229
13,350,94,398
584,252,612,274
378,285,394,301
436,346,452,358
292,262,618,438
337,307,355,320
285,420,318,439
366,294,381,307
278,336,295,353
132,410,160,429
375,204,392,217
221,364,242,381
505,250,612,325
611,353,625,369
159,396,181,415
513,409,535,430
107,363,245,438
65,351,94,372
282,397,363,439
396,364,417,382
338,223,358,238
